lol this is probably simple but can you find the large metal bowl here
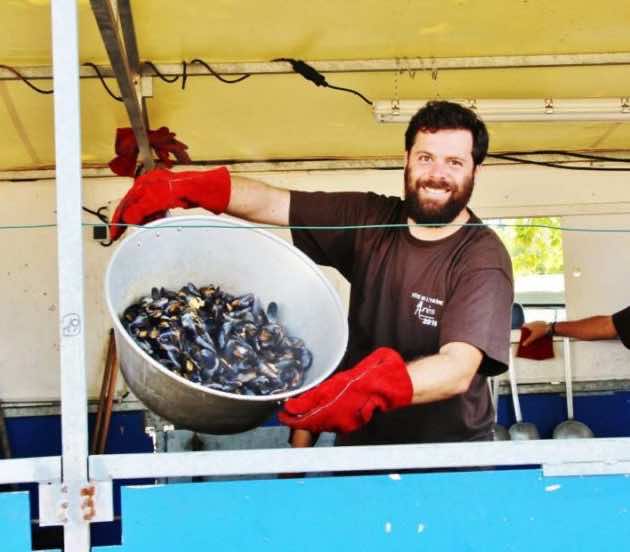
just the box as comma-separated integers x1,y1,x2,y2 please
105,214,348,434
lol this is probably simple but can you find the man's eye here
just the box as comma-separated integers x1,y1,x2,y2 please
418,155,431,162
448,159,463,167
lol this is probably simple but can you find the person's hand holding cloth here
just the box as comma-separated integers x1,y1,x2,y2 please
109,167,231,241
517,322,554,360
278,347,413,434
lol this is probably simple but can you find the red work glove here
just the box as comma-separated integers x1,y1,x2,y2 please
109,167,231,241
148,126,191,168
278,347,413,434
108,127,191,177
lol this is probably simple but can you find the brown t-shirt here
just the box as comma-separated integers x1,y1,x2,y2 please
290,190,514,444
612,305,630,349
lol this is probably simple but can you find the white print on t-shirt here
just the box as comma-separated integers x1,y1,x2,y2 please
411,292,444,328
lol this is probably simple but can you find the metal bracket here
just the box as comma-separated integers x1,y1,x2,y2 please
38,480,113,527
141,75,153,98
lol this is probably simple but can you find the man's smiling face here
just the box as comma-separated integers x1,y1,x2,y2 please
404,128,477,225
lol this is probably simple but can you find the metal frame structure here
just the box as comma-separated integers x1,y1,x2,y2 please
89,438,630,480
3,52,630,82
1,1,630,550
50,0,91,548
89,0,154,171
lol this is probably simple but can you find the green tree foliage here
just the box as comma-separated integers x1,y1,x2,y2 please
493,217,564,276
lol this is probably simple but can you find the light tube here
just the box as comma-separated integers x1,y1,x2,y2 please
373,98,630,123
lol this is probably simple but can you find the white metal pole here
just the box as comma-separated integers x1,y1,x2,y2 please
51,0,90,549
563,338,574,420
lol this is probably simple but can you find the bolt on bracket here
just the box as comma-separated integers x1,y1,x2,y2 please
38,480,114,527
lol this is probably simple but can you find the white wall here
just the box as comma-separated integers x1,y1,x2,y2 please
1,163,629,401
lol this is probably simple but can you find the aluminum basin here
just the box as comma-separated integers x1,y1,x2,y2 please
105,214,348,434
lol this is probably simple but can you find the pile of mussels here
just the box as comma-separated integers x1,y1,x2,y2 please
121,283,313,396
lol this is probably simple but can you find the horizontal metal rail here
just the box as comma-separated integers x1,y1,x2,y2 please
3,52,630,81
90,437,630,480
0,456,61,484
3,152,630,181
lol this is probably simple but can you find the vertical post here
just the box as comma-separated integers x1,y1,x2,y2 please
51,0,90,549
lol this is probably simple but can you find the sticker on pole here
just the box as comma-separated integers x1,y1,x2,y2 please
62,313,81,337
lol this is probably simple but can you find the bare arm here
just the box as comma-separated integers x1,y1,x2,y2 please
227,175,290,226
522,316,618,346
407,342,483,404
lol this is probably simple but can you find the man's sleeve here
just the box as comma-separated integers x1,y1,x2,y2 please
612,305,630,349
289,190,378,280
438,267,514,376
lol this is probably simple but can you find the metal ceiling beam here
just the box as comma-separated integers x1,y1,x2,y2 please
3,151,630,181
3,52,630,81
117,0,150,134
89,0,154,171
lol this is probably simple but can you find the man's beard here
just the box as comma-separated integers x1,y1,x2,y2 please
404,167,475,226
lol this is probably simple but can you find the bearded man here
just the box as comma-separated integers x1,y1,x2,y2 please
109,101,514,446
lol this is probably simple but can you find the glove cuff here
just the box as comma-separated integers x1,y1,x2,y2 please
172,167,231,214
377,347,413,409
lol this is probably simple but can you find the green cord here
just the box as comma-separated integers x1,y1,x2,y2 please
1,221,630,233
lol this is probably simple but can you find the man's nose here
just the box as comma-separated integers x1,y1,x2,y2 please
427,160,448,179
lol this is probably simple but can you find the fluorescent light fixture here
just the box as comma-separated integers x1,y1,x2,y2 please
373,98,630,123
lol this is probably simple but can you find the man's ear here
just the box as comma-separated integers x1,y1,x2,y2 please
473,163,482,178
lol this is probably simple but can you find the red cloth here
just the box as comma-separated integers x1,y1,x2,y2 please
278,347,413,434
516,327,555,360
109,167,231,241
108,127,191,176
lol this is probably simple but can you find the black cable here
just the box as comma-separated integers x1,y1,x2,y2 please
499,150,630,163
488,153,630,171
81,63,123,102
181,60,188,90
82,205,108,224
325,83,373,105
141,61,180,83
0,64,53,94
272,58,373,106
273,58,327,86
82,206,114,247
189,59,251,84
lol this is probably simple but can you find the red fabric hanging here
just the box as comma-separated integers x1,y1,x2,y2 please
108,127,191,176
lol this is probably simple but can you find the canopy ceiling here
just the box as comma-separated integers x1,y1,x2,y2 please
1,0,630,171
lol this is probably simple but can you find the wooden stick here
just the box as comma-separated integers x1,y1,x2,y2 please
92,329,115,454
96,334,119,455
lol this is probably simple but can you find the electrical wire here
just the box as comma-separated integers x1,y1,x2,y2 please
180,60,188,90
488,153,630,171
0,64,53,94
272,58,373,106
82,205,109,225
2,62,629,170
189,59,251,84
81,63,123,102
499,150,630,163
82,205,114,247
141,61,180,84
